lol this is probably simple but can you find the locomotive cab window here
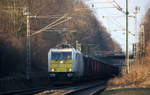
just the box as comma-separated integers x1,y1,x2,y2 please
51,52,72,60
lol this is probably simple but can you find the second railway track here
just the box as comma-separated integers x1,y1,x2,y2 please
64,81,106,95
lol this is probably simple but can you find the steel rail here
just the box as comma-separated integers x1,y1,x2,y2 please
64,81,106,95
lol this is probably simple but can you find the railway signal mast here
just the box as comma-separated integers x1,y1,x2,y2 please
23,7,31,80
140,25,145,64
110,0,130,73
126,0,130,73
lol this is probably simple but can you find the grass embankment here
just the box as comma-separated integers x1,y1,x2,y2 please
107,57,150,90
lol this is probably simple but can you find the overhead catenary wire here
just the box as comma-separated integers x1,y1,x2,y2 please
103,15,125,32
30,14,68,35
31,14,72,36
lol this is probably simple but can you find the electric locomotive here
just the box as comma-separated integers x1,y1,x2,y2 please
48,45,84,78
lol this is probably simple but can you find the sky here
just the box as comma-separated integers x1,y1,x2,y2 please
83,0,150,52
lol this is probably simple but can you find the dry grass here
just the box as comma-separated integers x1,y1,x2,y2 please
108,58,150,89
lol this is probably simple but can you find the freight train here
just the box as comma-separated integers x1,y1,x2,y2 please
48,45,119,79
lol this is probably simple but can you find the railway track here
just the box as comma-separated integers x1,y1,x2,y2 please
0,84,74,95
64,81,106,95
0,80,74,95
0,79,107,95
36,80,106,95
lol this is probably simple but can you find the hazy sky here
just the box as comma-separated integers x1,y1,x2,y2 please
84,0,150,52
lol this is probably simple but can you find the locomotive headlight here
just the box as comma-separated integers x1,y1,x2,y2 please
69,68,72,72
60,61,63,64
51,68,55,72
